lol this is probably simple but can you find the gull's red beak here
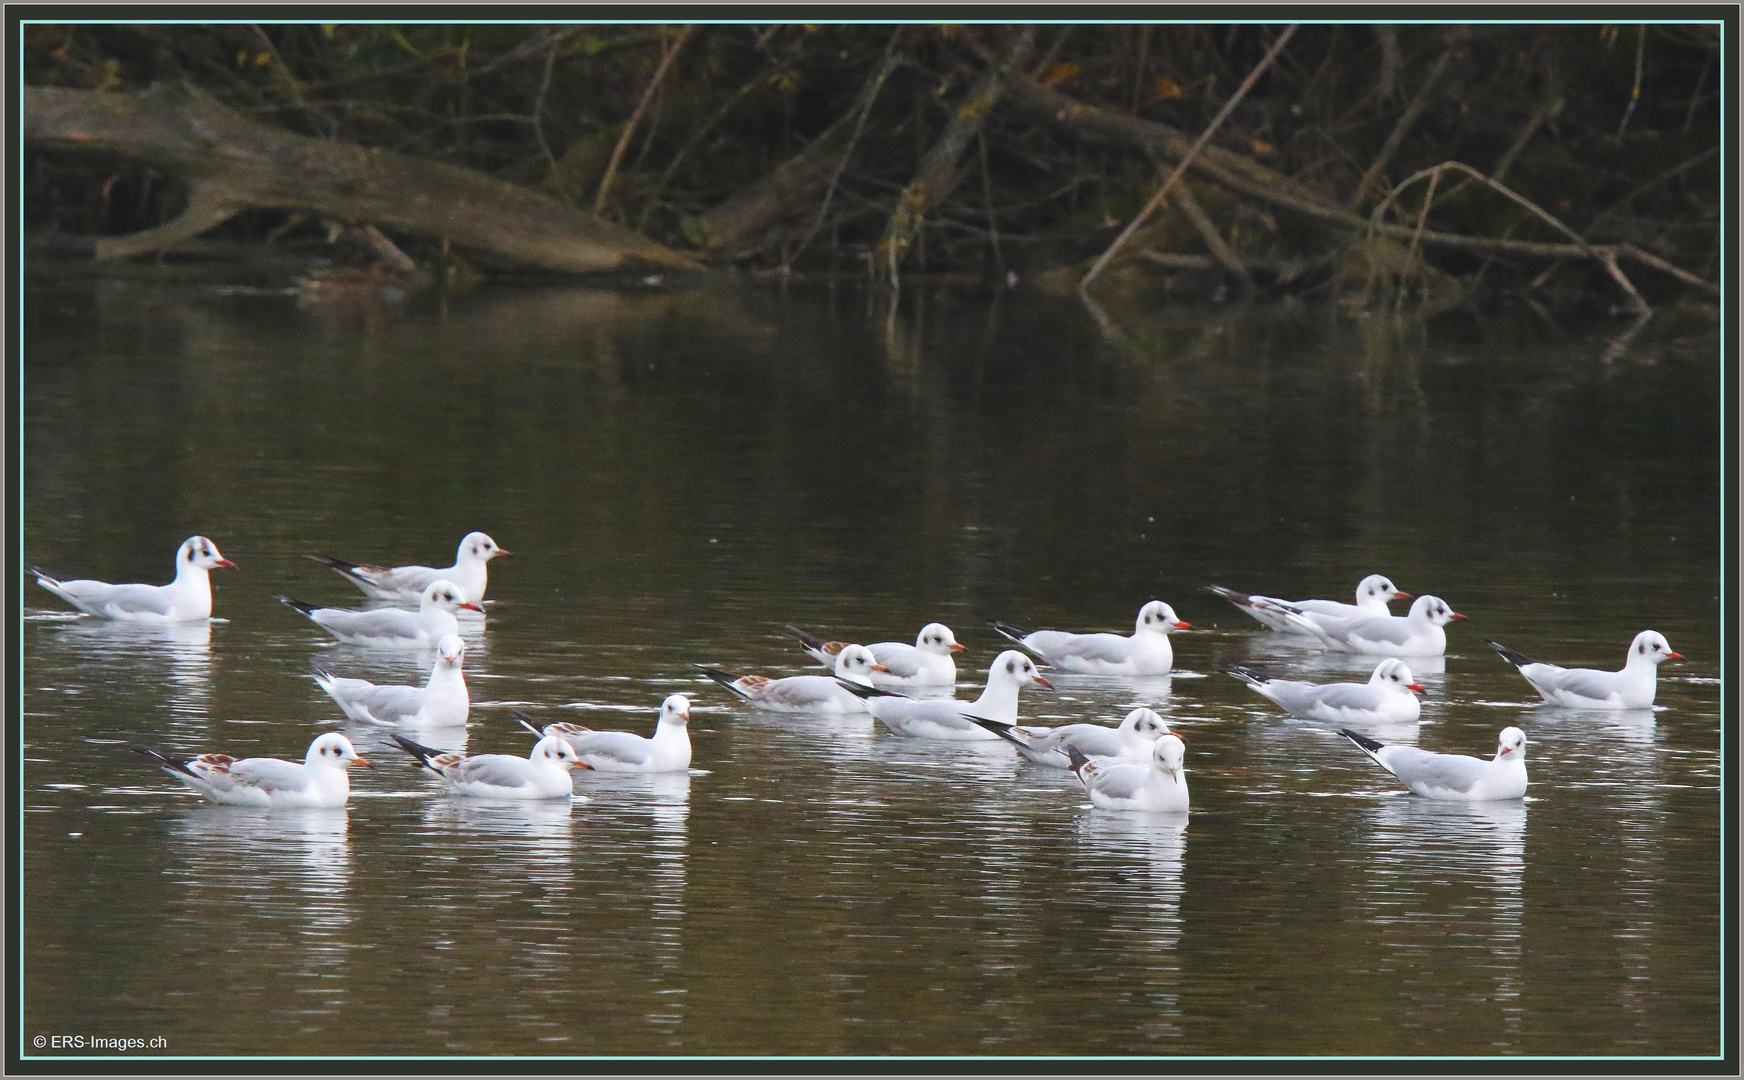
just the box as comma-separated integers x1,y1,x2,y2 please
214,559,237,569
1173,620,1192,630
870,663,889,672
352,756,372,767
1406,683,1424,693
1666,650,1685,660
1393,591,1413,600
1033,675,1054,689
459,602,484,612
495,548,512,557
949,643,966,652
1447,612,1468,621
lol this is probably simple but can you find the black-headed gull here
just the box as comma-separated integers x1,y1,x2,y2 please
1207,575,1409,634
1266,594,1466,657
30,536,236,623
129,732,369,808
988,601,1190,675
784,622,963,687
392,733,585,799
1067,733,1189,812
838,650,1053,740
1229,659,1422,725
515,694,692,773
695,644,885,713
1340,726,1527,801
275,579,479,649
969,706,1169,767
1489,632,1682,710
313,634,469,726
307,531,509,605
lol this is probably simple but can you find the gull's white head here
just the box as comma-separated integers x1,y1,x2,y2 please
460,532,510,562
178,535,237,572
1358,574,1409,604
1628,630,1682,666
436,635,466,668
1495,727,1527,760
990,650,1052,689
1369,658,1422,694
307,732,370,768
916,623,965,655
1408,595,1465,626
1154,732,1186,775
834,643,888,683
422,579,483,614
1118,707,1169,739
658,694,692,728
532,736,583,770
1137,600,1190,635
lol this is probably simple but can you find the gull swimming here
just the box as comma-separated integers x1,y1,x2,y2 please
128,732,369,808
989,601,1190,675
306,531,509,605
1339,726,1527,801
840,650,1052,740
1207,574,1408,634
275,579,479,649
969,706,1169,767
31,536,235,623
695,644,885,713
784,622,963,687
1068,733,1189,812
1265,594,1466,657
313,634,469,726
1489,631,1682,710
515,694,692,773
1228,658,1422,725
392,733,585,799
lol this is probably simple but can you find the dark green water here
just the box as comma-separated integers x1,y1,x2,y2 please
20,278,1725,1061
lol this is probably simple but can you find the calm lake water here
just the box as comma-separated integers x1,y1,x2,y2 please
19,275,1726,1063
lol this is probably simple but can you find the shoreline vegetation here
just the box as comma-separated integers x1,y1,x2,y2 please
20,23,1724,318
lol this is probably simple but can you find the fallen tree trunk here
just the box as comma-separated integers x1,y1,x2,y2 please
23,82,701,274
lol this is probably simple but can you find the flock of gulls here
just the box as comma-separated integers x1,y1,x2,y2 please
30,534,1685,814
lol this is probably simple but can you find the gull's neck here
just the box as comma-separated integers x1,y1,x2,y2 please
969,676,1022,721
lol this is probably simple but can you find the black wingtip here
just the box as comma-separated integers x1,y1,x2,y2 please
965,713,1027,748
391,732,442,764
509,708,546,738
1065,745,1092,776
986,619,1032,643
27,565,56,582
273,594,320,616
1339,728,1384,754
833,677,900,699
1226,665,1265,687
1206,585,1249,604
1487,640,1539,669
306,553,361,574
127,743,200,778
782,624,827,650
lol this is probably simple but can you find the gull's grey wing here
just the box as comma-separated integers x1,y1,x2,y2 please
1533,665,1619,700
227,758,315,793
1292,599,1359,618
1379,747,1484,794
455,754,535,788
313,607,421,637
75,582,174,616
868,642,923,679
1031,631,1131,664
564,731,655,767
1083,761,1152,800
760,675,849,708
348,684,425,723
1303,683,1384,712
1051,725,1132,757
1319,612,1414,647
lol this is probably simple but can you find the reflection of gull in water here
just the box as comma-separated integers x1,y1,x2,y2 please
1361,797,1526,1039
46,618,214,719
165,807,355,974
1241,637,1449,679
1069,810,1188,1041
1518,703,1660,747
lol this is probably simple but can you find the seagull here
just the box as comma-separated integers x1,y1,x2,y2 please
30,536,235,623
1264,594,1466,656
695,644,886,713
313,634,469,726
274,579,479,649
1228,659,1423,725
514,694,692,773
128,732,369,808
392,733,585,799
837,650,1052,740
1207,575,1409,634
968,706,1169,767
988,601,1190,675
1339,726,1527,801
306,531,509,605
1489,631,1682,710
1067,733,1189,812
784,622,964,687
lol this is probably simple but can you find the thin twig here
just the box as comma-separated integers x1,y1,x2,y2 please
1615,24,1646,142
594,24,694,217
531,40,559,171
1082,23,1298,289
1348,44,1453,210
786,30,902,270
